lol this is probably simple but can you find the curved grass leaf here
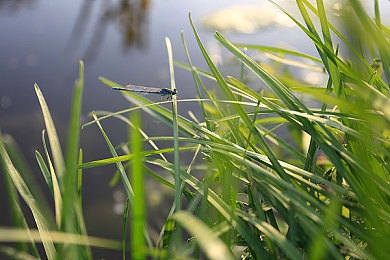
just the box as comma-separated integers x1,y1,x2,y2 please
0,131,57,259
172,211,235,260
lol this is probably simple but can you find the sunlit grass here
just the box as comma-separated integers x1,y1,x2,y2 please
2,1,390,259
0,61,115,259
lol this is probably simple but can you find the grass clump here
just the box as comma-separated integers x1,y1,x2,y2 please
1,61,121,259
2,1,390,259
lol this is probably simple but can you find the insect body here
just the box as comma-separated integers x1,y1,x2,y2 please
113,84,177,99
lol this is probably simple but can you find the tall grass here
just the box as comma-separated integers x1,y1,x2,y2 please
1,61,121,259
1,1,390,259
90,1,389,258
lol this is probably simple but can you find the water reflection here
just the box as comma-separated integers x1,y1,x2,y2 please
0,0,37,13
66,0,150,64
116,0,150,48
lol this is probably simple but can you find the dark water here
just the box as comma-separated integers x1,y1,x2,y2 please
0,0,386,258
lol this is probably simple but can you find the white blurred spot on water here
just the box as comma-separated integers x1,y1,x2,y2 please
1,96,12,109
202,3,295,34
112,189,126,215
301,71,326,85
113,202,125,215
25,54,39,67
148,189,162,206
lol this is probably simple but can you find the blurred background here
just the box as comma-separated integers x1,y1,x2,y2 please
1,0,389,258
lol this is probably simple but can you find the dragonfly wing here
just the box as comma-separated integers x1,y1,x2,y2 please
113,85,176,98
122,85,163,94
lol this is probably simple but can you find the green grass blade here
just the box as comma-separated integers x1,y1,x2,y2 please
40,130,63,228
89,112,153,249
35,150,52,194
165,37,183,249
0,245,38,260
129,110,146,260
62,60,83,215
0,131,57,259
122,198,130,260
350,1,390,83
1,134,40,257
189,14,292,183
180,32,212,130
92,111,168,162
34,83,65,184
178,168,287,258
90,112,134,199
0,228,121,250
172,211,235,260
60,60,88,258
166,37,181,216
74,149,93,259
233,44,323,63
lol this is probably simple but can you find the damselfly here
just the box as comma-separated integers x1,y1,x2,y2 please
113,84,177,100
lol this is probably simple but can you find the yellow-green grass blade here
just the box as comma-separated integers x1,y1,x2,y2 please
90,112,133,199
165,37,182,216
172,211,235,260
34,84,65,184
0,228,121,250
88,111,168,162
0,131,57,259
180,31,212,130
189,13,293,183
1,134,40,257
89,112,153,249
39,130,62,228
0,245,38,260
129,110,146,260
62,60,84,228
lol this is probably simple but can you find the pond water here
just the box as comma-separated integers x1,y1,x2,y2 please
1,0,388,258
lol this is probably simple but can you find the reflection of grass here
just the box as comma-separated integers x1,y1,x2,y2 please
1,1,390,259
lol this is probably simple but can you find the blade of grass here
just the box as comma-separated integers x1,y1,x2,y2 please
350,1,390,83
40,130,63,228
172,211,235,260
73,149,92,259
213,29,355,182
89,112,153,249
129,110,146,260
180,31,211,130
147,158,266,257
60,60,88,258
165,37,181,214
1,134,40,257
0,228,121,250
90,112,133,199
34,84,65,185
62,60,83,228
189,13,292,183
165,37,183,248
0,131,57,259
122,198,130,260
